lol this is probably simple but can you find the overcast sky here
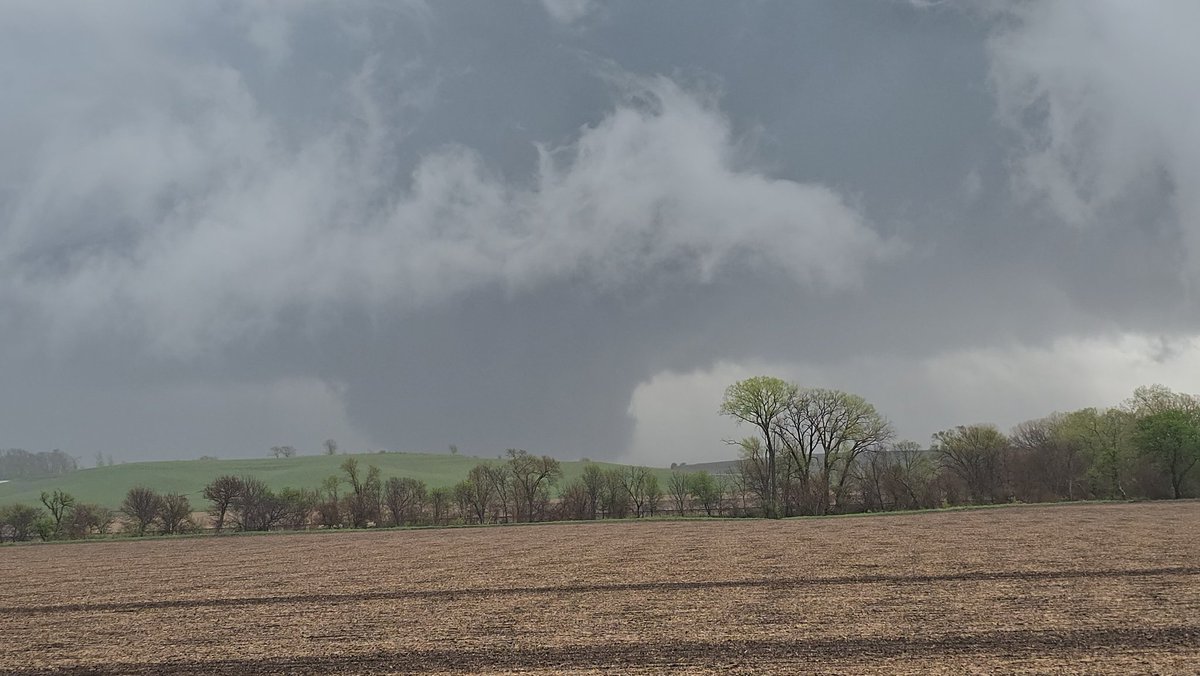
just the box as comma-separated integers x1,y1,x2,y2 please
2,1,1198,465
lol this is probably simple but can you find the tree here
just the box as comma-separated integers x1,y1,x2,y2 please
277,487,318,530
777,389,894,515
64,503,114,539
341,457,382,527
315,475,342,528
643,475,663,517
668,471,691,515
601,467,630,518
689,471,723,516
1060,407,1135,499
932,425,1009,504
455,464,497,524
621,466,653,517
323,439,338,456
270,445,298,459
581,462,606,519
0,504,42,542
230,477,286,531
39,489,76,538
556,480,591,520
720,376,796,517
429,486,452,526
158,493,193,535
483,464,514,523
121,487,162,536
384,477,427,526
1134,410,1200,499
735,436,773,515
506,449,561,522
203,475,242,533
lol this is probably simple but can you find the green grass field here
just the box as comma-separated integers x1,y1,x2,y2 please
0,452,693,509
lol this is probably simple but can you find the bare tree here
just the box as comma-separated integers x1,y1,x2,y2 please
64,503,114,539
314,475,342,527
121,487,162,536
455,464,497,524
384,477,427,526
341,457,382,527
270,445,298,459
506,449,561,522
39,489,75,538
483,464,514,523
230,477,287,531
621,466,652,517
203,475,242,533
277,487,318,530
581,462,606,519
323,439,338,456
933,425,1009,504
158,493,193,535
668,471,691,516
429,486,452,526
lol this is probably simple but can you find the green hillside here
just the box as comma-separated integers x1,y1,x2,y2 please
0,452,689,509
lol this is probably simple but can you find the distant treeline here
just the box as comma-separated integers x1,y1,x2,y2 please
0,449,77,481
2,383,1198,542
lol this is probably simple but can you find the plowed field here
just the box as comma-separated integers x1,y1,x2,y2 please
2,501,1198,674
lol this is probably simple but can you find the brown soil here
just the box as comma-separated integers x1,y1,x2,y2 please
1,501,1197,674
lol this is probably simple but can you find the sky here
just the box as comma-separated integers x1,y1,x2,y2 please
2,1,1199,466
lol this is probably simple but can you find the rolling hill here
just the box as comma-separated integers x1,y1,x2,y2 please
0,452,698,509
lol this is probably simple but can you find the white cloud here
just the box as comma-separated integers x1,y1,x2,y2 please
541,0,597,25
987,2,1200,271
3,52,894,355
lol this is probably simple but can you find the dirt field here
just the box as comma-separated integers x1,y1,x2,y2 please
1,501,1197,674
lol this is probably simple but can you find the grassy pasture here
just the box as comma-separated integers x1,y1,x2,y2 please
0,452,685,508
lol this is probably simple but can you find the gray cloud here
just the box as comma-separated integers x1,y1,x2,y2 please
1,2,1197,464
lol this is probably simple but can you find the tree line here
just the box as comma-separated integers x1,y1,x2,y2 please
3,380,1197,541
0,449,77,480
720,378,1200,518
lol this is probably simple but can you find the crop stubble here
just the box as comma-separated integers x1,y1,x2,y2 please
0,501,1197,674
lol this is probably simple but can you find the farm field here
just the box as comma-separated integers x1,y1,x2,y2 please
1,501,1198,674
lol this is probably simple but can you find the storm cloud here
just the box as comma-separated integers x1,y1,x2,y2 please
1,2,1197,464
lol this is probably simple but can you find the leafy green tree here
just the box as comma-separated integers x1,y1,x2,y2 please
1060,407,1135,499
777,388,893,515
0,504,43,542
688,471,723,516
720,376,796,518
1134,410,1200,499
